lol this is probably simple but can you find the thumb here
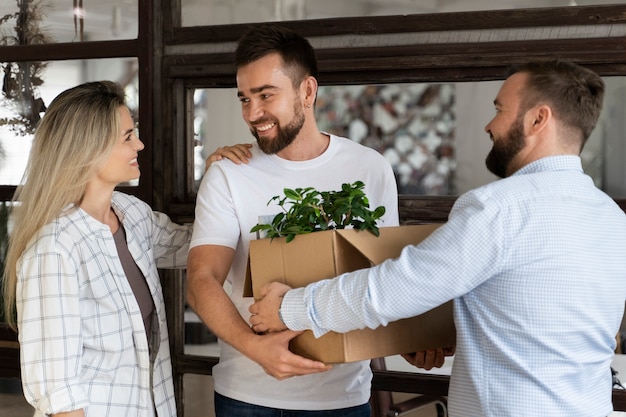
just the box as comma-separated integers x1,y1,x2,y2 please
259,281,283,298
259,282,272,298
279,329,304,342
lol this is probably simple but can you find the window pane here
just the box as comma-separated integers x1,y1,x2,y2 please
0,58,139,185
0,0,137,44
316,84,456,195
181,0,626,27
192,77,626,197
192,84,457,195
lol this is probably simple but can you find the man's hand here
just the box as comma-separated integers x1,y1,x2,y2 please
401,347,455,371
247,283,331,379
205,143,253,171
247,330,332,380
249,282,292,333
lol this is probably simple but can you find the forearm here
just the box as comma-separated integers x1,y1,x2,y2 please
186,244,267,360
152,213,193,269
281,268,391,337
186,275,258,354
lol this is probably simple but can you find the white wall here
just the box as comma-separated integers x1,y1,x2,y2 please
454,81,500,193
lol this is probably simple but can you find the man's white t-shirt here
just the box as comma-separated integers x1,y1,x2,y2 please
190,134,399,410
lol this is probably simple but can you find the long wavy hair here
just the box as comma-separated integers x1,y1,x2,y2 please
2,81,126,328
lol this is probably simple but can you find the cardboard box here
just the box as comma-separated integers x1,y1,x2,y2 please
244,224,456,363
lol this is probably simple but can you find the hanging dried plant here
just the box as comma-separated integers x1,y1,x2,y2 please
73,0,84,42
0,0,53,135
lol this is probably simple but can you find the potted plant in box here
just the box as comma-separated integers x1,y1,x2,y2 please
250,180,386,242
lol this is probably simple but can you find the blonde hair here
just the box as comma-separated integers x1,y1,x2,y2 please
3,81,126,327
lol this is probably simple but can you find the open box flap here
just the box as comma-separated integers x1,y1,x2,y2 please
335,224,443,265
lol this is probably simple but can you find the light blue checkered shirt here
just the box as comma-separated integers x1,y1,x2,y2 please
283,155,626,417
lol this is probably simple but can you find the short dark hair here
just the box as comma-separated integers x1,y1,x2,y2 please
234,25,318,88
508,60,604,149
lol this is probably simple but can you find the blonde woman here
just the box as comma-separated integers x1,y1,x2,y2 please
2,81,192,417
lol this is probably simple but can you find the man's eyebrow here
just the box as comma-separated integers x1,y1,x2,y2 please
237,84,278,98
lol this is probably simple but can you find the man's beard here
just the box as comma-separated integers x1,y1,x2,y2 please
252,101,305,155
485,117,526,178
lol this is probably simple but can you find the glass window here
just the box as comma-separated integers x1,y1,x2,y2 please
316,84,456,195
191,78,626,197
0,1,138,44
181,0,626,27
0,58,139,185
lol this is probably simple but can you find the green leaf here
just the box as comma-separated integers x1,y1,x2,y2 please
283,188,300,200
249,181,386,242
250,224,271,233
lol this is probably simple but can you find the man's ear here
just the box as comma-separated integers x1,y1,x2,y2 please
527,105,551,134
302,75,318,107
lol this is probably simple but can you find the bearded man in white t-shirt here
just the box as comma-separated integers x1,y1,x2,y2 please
187,24,399,417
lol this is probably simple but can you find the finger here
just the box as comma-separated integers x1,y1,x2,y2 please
229,152,247,164
248,312,262,327
423,349,438,370
443,346,456,356
263,365,330,380
208,146,246,165
249,313,265,328
292,356,332,372
266,356,332,379
277,331,329,369
432,349,445,368
251,322,268,334
260,281,292,298
259,281,283,297
401,352,416,366
410,350,433,369
263,367,290,380
412,351,426,368
222,151,244,164
256,331,332,379
259,282,271,298
248,302,258,315
237,143,253,158
229,145,253,163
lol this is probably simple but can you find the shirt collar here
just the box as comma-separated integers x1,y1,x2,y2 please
62,192,127,234
513,155,583,177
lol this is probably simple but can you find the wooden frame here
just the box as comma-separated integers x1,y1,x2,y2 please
0,0,155,203
159,5,626,208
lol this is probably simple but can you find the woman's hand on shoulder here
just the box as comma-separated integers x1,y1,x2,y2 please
205,143,253,171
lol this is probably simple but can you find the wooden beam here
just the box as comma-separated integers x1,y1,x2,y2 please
168,5,626,45
0,39,137,62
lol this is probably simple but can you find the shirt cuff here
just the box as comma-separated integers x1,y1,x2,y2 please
280,288,311,331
